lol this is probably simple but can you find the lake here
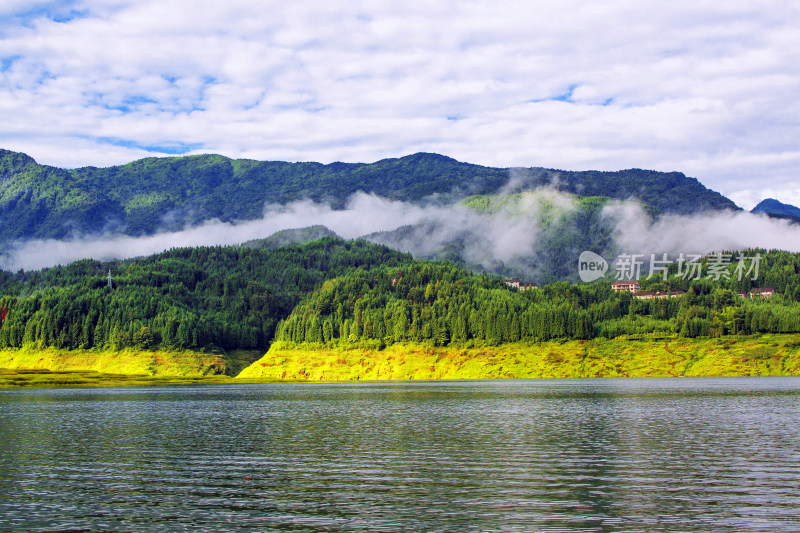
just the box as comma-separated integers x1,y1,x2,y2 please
1,378,799,532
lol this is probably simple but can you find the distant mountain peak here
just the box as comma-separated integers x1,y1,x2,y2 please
752,198,800,218
404,152,459,161
378,152,460,165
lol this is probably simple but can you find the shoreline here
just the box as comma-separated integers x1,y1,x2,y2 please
238,335,800,381
2,334,799,387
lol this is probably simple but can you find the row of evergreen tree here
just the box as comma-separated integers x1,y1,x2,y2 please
1,242,799,352
277,250,800,347
0,239,412,351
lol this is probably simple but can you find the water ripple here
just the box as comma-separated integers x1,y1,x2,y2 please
1,378,800,531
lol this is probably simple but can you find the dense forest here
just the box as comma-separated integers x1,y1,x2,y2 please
1,236,798,355
0,148,738,244
276,249,800,348
0,239,411,352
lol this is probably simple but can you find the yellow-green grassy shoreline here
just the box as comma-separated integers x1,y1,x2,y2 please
0,346,262,388
238,335,800,381
0,368,236,388
2,335,800,387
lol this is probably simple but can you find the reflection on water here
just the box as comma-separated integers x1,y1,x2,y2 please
1,378,800,532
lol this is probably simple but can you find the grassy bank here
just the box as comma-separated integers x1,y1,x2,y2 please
237,335,800,381
4,335,799,387
0,368,235,388
0,346,262,379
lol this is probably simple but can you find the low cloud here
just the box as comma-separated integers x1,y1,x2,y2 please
603,202,800,255
2,190,800,278
0,193,427,271
0,191,546,272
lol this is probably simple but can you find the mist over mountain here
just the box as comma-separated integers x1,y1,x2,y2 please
0,148,738,245
363,192,618,283
10,147,797,283
242,226,341,250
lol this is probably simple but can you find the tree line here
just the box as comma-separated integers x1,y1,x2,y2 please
277,249,800,347
1,242,799,353
0,238,411,351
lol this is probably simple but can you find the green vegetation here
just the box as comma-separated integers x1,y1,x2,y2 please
238,335,800,381
0,368,235,388
0,239,412,358
0,346,238,377
1,229,798,384
460,192,636,216
751,198,800,222
0,148,738,244
274,250,800,349
369,190,622,282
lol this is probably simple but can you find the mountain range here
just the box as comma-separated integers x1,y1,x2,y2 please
1,147,799,379
0,148,739,245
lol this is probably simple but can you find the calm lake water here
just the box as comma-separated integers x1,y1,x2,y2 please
1,378,800,532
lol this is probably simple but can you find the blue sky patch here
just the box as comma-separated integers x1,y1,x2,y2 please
1,56,21,72
528,84,578,104
552,84,577,102
97,137,203,155
102,95,159,113
6,1,89,28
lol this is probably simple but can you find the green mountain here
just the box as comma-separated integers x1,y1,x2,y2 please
1,234,798,378
275,249,800,349
0,148,739,244
0,238,412,359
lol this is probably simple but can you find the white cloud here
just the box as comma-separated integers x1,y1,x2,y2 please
0,0,798,204
604,201,800,255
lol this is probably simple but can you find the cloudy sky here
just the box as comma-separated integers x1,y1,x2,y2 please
0,0,798,209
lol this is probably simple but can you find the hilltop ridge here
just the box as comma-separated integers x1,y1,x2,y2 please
0,148,739,245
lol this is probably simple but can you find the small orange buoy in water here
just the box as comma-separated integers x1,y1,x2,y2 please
245,476,251,480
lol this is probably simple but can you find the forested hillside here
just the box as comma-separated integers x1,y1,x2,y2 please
276,250,800,348
0,148,739,244
0,239,411,352
1,229,799,383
